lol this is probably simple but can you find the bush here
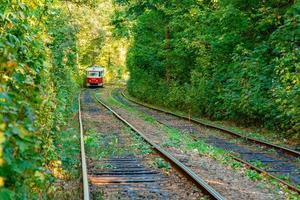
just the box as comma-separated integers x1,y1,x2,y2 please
0,1,80,198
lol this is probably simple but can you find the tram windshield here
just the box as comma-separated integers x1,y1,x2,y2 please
88,71,102,77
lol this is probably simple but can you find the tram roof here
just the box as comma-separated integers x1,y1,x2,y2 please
86,66,104,71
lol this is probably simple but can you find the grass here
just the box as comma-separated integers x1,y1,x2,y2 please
162,138,181,148
162,127,186,148
93,191,105,200
101,92,135,112
230,161,243,170
93,163,115,170
153,158,171,171
249,160,266,168
131,132,153,155
85,126,153,159
85,128,129,159
97,92,158,125
161,126,231,163
143,114,157,124
245,170,262,181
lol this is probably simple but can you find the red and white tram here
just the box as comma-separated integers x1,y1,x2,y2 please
86,66,104,87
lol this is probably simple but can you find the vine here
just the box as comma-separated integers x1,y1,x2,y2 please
0,1,80,198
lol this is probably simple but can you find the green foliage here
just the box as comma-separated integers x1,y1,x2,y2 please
65,0,99,7
153,158,171,171
131,134,153,155
54,125,80,178
230,161,243,170
69,0,129,82
115,0,300,138
50,111,81,199
0,0,80,198
250,160,266,168
245,170,262,181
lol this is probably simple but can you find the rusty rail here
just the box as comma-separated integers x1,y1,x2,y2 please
78,93,90,200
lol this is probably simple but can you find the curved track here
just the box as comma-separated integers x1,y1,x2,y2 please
79,89,226,200
115,88,300,194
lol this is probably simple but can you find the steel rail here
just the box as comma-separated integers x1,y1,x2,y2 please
93,94,226,200
231,156,300,193
120,90,300,194
121,90,300,157
78,93,90,200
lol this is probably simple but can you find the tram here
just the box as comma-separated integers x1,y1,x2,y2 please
86,66,104,87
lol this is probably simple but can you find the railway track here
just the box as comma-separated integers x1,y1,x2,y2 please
111,88,300,194
78,89,225,199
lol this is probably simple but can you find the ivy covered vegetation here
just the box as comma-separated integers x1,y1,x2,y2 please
0,1,81,198
0,0,125,198
113,0,300,138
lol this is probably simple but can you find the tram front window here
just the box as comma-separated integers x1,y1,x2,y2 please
88,71,99,77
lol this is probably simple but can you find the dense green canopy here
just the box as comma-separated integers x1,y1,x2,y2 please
113,0,300,137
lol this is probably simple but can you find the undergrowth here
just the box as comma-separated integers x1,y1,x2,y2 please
49,109,81,200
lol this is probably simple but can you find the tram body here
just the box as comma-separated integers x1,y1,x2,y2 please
86,66,104,87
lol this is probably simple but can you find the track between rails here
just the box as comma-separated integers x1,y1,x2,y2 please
118,89,300,194
93,92,225,200
79,89,226,200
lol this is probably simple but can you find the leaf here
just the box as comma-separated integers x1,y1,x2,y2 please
0,188,14,200
16,137,29,153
